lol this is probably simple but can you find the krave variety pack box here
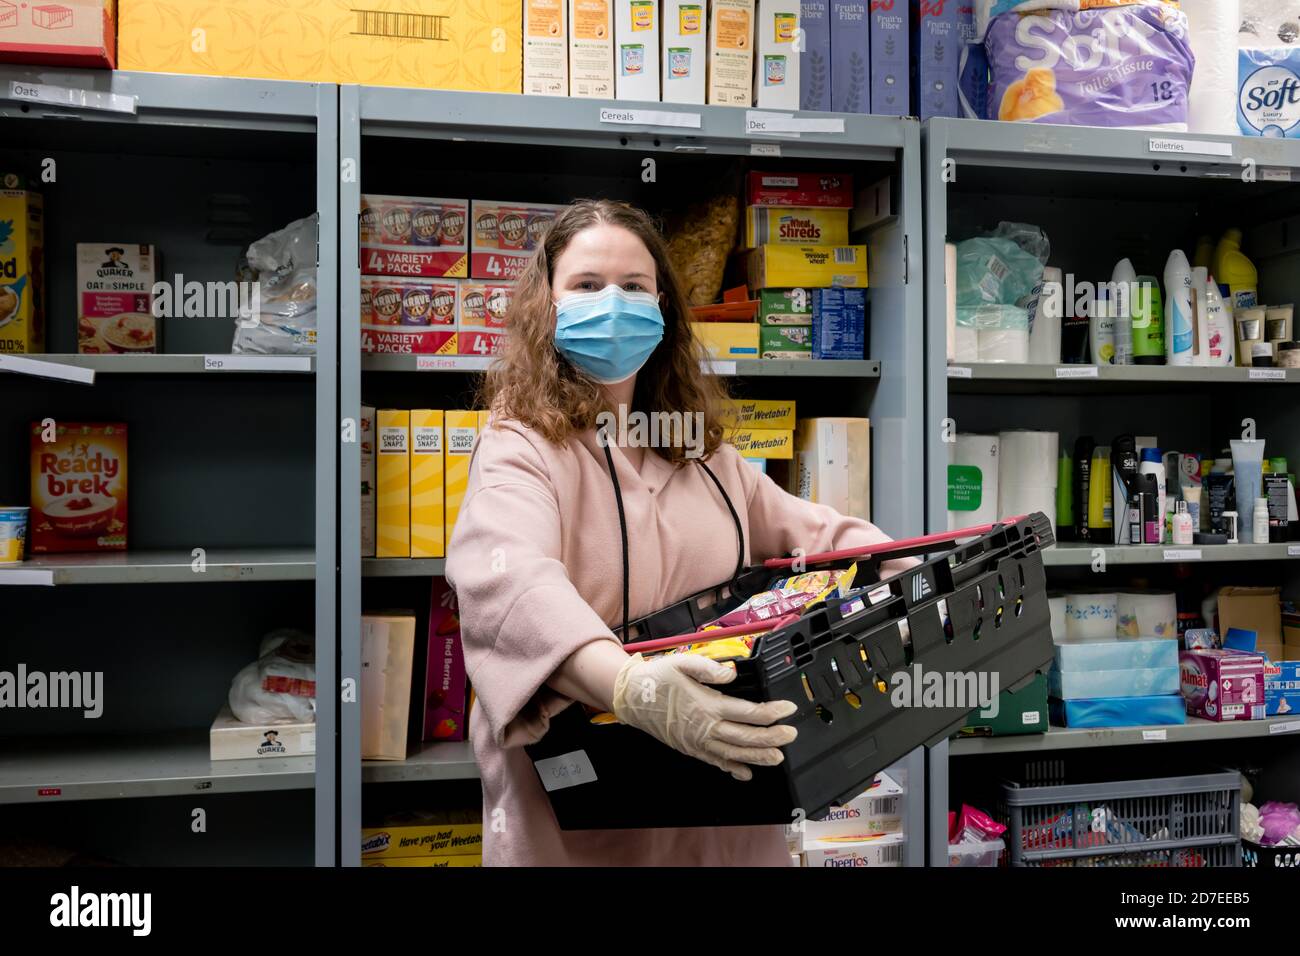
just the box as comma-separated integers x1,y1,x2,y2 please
360,195,468,279
458,279,513,356
470,200,561,280
360,276,458,354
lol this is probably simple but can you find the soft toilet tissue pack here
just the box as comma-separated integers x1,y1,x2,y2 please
1116,590,1178,639
948,433,1000,530
1238,0,1300,137
1064,592,1119,641
1184,0,1240,136
998,430,1059,527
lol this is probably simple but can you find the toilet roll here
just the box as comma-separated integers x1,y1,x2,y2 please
977,327,1030,363
1049,594,1068,643
1029,267,1063,364
1116,590,1178,639
953,325,979,363
1184,0,1241,136
946,243,958,364
998,483,1058,528
948,433,1000,530
1065,592,1119,641
999,430,1060,487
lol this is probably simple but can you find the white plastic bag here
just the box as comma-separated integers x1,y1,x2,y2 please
232,214,319,355
228,628,317,725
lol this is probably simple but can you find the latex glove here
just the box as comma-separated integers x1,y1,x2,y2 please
612,652,798,781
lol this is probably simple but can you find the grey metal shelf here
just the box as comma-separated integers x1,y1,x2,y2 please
362,742,479,783
0,548,317,585
361,353,880,378
1044,542,1299,567
946,363,1300,388
363,557,446,577
0,733,315,805
950,715,1300,756
0,353,314,380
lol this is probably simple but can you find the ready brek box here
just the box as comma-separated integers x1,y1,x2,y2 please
360,195,468,278
30,422,127,554
470,200,562,280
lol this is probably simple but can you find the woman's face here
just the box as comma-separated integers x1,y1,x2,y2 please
551,223,658,304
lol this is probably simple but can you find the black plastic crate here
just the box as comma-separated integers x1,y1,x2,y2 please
526,514,1056,830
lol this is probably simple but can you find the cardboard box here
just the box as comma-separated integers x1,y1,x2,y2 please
118,0,521,91
424,578,469,740
812,286,867,359
746,245,868,289
761,324,812,358
361,613,417,760
830,0,870,113
0,0,115,68
376,410,411,558
800,0,831,111
525,0,568,95
851,175,895,232
209,704,316,761
708,0,755,106
30,422,127,554
744,206,850,247
802,831,905,867
615,0,660,100
1218,587,1283,647
717,398,796,430
754,1,799,109
759,288,814,326
459,279,512,356
870,0,909,116
1265,659,1300,718
444,410,479,547
410,410,445,559
470,200,561,280
911,0,974,120
75,243,159,354
568,0,614,98
662,0,707,104
725,428,793,458
361,823,484,860
0,176,45,353
691,321,759,359
361,404,377,558
747,171,854,207
360,194,468,279
1180,648,1266,722
363,855,482,867
801,771,904,844
791,417,870,519
360,277,458,354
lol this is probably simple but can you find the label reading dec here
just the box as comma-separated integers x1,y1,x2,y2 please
534,750,598,792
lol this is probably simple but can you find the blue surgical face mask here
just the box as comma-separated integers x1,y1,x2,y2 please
554,284,665,384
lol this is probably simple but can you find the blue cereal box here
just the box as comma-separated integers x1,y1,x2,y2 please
812,287,866,359
871,0,909,116
911,0,974,120
800,0,831,111
831,0,871,113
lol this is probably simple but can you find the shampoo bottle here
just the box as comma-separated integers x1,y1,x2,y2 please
1088,446,1113,532
1172,500,1194,546
1112,435,1139,545
1056,450,1074,543
1132,276,1165,365
1164,249,1194,367
1213,228,1259,312
1139,447,1166,544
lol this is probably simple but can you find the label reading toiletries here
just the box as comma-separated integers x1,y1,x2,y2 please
1249,368,1286,381
534,750,598,791
1056,366,1098,379
1141,729,1167,741
1148,138,1233,158
947,366,972,378
1162,549,1202,561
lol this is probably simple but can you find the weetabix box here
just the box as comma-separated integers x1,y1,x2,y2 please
30,422,127,554
800,0,831,111
717,398,797,430
470,200,562,280
360,195,468,279
661,0,707,104
525,0,569,95
0,175,45,354
569,0,615,98
118,0,521,92
753,1,799,109
871,0,909,116
725,428,793,458
0,0,116,68
444,411,480,548
615,0,660,100
361,822,484,860
830,0,870,113
376,410,411,558
410,410,445,559
708,0,755,106
360,277,458,355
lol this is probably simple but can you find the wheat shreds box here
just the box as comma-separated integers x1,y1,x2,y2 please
360,195,468,278
31,421,127,553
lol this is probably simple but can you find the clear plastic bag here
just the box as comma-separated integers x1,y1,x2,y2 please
232,214,319,355
954,222,1050,308
228,628,317,725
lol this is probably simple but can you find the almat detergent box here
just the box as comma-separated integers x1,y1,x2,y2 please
360,195,468,279
409,410,445,558
376,409,411,558
444,410,479,548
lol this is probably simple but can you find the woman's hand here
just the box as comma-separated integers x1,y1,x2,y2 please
612,653,798,781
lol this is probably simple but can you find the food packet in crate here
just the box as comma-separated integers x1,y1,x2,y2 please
232,214,319,354
707,565,859,630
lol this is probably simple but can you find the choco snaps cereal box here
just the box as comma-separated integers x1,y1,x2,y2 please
360,277,458,354
30,422,128,554
361,195,468,278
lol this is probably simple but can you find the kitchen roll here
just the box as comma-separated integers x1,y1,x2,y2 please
1065,592,1119,642
1029,267,1063,364
998,483,1058,528
1049,594,1068,643
953,325,979,363
978,328,1030,363
1184,0,1241,136
948,433,1000,530
946,242,958,364
1116,591,1178,639
999,430,1060,488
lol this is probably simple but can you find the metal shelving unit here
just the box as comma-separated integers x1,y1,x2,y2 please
362,743,479,784
921,117,1300,866
340,85,927,866
0,66,339,866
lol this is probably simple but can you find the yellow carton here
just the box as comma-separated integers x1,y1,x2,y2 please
376,409,411,558
363,855,482,867
410,410,445,559
718,398,796,430
118,0,522,92
691,322,759,359
746,245,868,289
444,410,480,548
361,823,484,859
0,176,45,354
744,207,850,247
725,428,793,459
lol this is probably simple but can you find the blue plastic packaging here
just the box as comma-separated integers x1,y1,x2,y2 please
1239,48,1300,139
1053,637,1179,673
1051,693,1187,728
812,287,867,360
1049,666,1181,700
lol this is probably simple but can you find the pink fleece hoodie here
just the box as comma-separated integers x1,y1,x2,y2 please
445,419,913,866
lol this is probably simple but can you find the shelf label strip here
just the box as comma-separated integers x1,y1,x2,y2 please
1270,720,1300,735
947,366,972,379
1056,366,1098,379
1141,729,1167,741
416,355,491,371
1148,137,1233,158
0,355,95,385
701,359,736,376
1163,549,1202,561
1249,368,1286,381
204,355,312,372
598,107,701,129
9,80,137,115
1289,545,1300,557
745,111,845,136
0,569,55,586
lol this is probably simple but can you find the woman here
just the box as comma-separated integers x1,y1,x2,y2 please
446,199,913,866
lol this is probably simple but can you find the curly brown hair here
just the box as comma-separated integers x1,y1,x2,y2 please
478,199,731,463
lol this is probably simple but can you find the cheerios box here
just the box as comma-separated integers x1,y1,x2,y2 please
360,195,468,279
30,421,127,554
76,243,159,354
361,823,484,860
0,174,45,354
799,771,904,845
470,200,562,280
802,831,906,867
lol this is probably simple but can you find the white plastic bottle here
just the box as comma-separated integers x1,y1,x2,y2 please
1191,265,1212,367
1204,274,1235,367
1164,249,1194,367
1111,258,1136,365
1172,500,1194,545
1090,285,1116,365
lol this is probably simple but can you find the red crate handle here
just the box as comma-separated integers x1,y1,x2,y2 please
622,614,802,656
761,516,1029,570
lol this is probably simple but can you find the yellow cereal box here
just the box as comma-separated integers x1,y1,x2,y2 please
30,422,127,554
361,823,484,859
376,409,411,558
717,398,796,430
746,244,868,289
410,410,445,559
744,207,850,247
444,411,479,548
0,175,45,354
691,321,759,359
363,855,482,867
118,0,522,93
725,427,793,459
